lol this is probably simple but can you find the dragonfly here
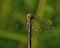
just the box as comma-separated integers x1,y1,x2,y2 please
27,13,33,48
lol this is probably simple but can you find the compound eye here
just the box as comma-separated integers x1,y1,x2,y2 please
27,14,30,18
27,13,34,20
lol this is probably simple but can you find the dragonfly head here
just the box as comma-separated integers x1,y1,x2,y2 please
27,13,34,20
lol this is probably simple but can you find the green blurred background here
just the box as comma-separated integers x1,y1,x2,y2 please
0,0,60,48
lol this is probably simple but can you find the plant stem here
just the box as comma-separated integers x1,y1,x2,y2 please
0,30,27,43
32,0,47,48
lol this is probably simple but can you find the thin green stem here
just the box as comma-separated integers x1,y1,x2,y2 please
32,0,47,48
0,30,27,43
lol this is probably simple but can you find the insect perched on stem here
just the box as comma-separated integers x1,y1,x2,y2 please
27,13,34,48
